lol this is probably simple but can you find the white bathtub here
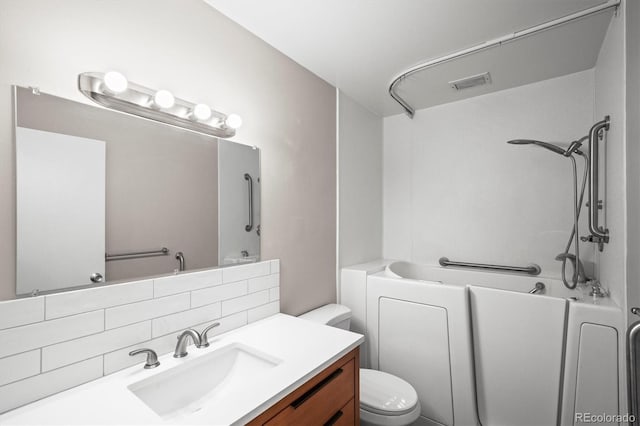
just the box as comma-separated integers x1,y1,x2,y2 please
340,260,624,426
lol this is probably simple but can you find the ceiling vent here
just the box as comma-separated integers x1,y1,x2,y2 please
449,72,492,91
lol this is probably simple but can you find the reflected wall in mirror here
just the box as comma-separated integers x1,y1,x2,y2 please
14,86,260,297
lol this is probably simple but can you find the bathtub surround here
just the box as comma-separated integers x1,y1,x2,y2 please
0,260,280,414
594,2,627,312
0,0,336,315
384,70,595,282
592,5,630,418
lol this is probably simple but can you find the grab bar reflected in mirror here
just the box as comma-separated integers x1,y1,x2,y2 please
106,247,169,261
438,257,541,276
244,173,253,232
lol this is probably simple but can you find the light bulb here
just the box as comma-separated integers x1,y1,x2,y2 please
225,113,242,129
103,71,128,94
153,90,175,109
192,103,212,121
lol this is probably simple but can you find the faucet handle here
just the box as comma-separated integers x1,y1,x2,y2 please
200,322,221,348
129,348,160,369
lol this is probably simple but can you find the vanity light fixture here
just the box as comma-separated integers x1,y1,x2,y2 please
192,103,212,121
152,89,175,109
102,71,128,94
78,71,240,138
225,113,243,130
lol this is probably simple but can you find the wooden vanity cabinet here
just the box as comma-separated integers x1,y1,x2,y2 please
248,346,360,426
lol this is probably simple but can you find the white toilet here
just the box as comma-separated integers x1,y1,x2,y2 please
300,304,421,426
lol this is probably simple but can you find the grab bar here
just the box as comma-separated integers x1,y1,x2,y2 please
528,282,545,294
438,257,541,276
627,317,640,425
106,247,169,261
175,251,185,271
244,173,253,232
587,116,610,250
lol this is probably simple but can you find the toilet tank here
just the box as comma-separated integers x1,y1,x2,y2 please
299,304,352,330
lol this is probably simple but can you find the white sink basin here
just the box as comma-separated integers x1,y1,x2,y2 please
128,343,281,419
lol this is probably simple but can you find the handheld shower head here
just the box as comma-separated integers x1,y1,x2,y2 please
564,135,589,157
507,139,567,156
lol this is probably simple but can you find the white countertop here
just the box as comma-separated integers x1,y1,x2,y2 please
0,314,364,425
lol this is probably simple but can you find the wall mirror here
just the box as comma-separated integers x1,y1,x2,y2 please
14,86,260,297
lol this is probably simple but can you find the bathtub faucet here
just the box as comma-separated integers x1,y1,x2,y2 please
588,280,609,298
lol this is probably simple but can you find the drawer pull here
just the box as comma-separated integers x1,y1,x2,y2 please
291,367,344,409
324,409,344,426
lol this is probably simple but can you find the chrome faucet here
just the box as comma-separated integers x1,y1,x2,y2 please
174,329,202,358
199,322,221,348
588,280,609,298
129,348,160,369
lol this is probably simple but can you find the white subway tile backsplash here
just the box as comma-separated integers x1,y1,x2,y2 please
45,280,153,320
248,301,280,323
0,310,104,359
42,322,151,372
105,293,189,329
152,303,221,338
221,291,270,317
0,261,280,414
103,333,178,375
0,357,103,414
154,269,222,298
0,350,40,386
269,287,280,302
222,261,270,283
0,297,44,330
248,274,278,293
191,280,247,308
195,311,248,342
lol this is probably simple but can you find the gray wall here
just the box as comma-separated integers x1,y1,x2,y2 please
0,0,337,315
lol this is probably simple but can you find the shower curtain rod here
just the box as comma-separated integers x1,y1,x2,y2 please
388,0,621,118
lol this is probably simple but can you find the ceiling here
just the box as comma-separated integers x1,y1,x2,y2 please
204,0,613,117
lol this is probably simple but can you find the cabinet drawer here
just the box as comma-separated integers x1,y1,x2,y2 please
265,358,355,426
324,398,355,426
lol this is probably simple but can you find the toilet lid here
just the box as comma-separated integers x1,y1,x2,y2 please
360,369,418,416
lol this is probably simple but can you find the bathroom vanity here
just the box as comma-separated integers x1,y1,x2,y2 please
248,347,359,425
0,314,363,425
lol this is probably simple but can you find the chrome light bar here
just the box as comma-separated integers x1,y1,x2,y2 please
78,72,240,138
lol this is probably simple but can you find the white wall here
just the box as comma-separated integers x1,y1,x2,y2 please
595,7,627,309
0,0,336,315
338,92,383,268
384,70,595,280
627,0,640,323
594,5,629,417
